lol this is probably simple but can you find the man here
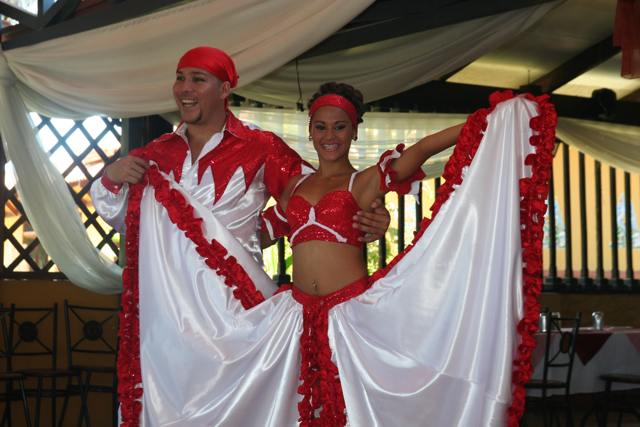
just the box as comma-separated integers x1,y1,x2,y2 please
91,47,389,426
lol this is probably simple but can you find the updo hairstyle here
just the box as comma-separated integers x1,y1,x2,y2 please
307,82,367,124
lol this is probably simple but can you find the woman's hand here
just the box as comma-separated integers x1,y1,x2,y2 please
353,198,391,243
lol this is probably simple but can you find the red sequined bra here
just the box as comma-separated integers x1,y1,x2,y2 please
286,172,365,249
260,144,426,248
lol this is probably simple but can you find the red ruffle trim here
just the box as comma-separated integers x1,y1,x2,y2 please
117,172,145,427
116,165,266,426
377,144,427,197
297,301,346,427
370,91,556,426
507,92,557,426
147,167,266,308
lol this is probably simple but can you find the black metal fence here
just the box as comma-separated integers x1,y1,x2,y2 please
544,142,640,293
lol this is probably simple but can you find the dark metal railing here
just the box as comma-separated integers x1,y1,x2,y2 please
540,142,639,293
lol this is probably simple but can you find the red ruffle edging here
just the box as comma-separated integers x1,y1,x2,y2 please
116,167,266,427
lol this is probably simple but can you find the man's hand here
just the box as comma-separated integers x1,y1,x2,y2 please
353,198,391,243
105,155,150,185
261,230,278,250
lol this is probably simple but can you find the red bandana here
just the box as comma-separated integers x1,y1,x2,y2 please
177,47,238,110
309,94,359,129
177,47,238,88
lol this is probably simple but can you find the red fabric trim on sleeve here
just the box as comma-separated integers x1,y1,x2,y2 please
377,144,426,197
101,167,123,194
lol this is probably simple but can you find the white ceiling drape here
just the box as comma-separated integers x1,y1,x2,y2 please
236,2,561,107
0,54,125,292
5,0,374,119
233,108,640,178
555,118,640,174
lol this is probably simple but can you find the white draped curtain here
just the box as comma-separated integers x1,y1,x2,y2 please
1,0,606,295
236,108,640,178
555,118,640,175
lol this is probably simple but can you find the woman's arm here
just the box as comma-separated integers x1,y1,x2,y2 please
389,123,464,182
356,123,464,203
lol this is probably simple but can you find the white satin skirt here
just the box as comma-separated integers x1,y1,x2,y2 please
133,97,546,426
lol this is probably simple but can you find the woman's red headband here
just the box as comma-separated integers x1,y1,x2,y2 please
308,94,359,129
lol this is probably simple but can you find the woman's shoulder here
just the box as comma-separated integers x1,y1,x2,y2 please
281,174,308,204
352,166,380,192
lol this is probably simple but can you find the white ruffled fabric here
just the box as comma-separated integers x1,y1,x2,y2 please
134,97,539,426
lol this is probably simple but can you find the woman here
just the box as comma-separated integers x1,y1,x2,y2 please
123,83,554,427
263,82,463,297
259,82,463,424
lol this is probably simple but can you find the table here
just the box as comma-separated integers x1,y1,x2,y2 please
528,327,640,396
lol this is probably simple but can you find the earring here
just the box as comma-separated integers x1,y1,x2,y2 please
308,135,312,141
352,135,358,141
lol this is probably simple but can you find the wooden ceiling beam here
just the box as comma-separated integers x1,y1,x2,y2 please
0,3,38,28
2,0,186,50
0,0,79,29
299,0,558,60
527,35,620,94
40,0,83,28
620,88,640,103
371,80,640,127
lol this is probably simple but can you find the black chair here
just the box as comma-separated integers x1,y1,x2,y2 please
521,311,582,427
9,304,83,427
595,373,640,426
64,300,120,427
0,304,32,427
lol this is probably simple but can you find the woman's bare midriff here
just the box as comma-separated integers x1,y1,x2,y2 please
292,240,368,296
